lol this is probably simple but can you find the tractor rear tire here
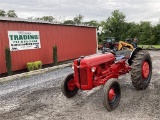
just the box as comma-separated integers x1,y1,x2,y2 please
61,73,79,98
103,78,121,111
131,50,152,89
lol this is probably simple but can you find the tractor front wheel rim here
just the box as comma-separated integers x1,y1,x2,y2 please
67,79,76,91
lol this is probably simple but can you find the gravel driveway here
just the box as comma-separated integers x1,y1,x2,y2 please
0,50,160,120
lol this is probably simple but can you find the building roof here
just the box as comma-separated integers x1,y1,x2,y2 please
0,17,97,28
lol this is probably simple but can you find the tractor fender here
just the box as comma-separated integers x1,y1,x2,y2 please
128,47,142,65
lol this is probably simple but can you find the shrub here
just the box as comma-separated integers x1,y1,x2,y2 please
26,61,42,71
53,45,58,65
34,61,42,70
5,47,12,75
26,62,34,71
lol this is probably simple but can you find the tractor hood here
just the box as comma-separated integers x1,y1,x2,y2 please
75,53,115,67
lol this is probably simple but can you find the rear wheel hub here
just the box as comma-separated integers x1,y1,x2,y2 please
142,61,149,79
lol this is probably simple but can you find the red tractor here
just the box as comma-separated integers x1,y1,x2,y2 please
61,48,152,111
101,37,119,52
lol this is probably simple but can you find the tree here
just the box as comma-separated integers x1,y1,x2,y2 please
5,47,12,75
100,21,107,32
138,21,153,44
40,16,55,22
97,21,106,43
63,20,74,25
28,17,34,20
7,10,18,18
125,22,140,39
0,9,6,17
104,10,126,40
83,20,99,27
153,24,160,44
73,14,83,25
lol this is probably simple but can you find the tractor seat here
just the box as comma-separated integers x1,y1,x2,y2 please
115,50,131,60
115,55,125,61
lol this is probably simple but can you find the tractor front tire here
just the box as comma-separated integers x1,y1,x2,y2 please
61,73,79,98
103,78,121,111
131,50,152,89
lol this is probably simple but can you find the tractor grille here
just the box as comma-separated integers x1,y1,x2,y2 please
80,68,88,85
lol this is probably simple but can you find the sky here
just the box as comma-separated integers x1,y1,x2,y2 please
0,0,160,24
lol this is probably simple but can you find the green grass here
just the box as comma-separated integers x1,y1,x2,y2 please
138,45,160,48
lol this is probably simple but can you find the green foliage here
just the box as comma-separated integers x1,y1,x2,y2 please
7,10,17,18
34,61,42,70
5,47,12,75
53,45,58,65
63,14,83,25
125,22,140,38
138,45,160,48
0,9,17,18
39,16,55,22
26,61,42,71
73,14,83,25
0,9,6,17
98,32,106,44
98,10,160,45
26,62,34,71
83,20,99,27
104,10,126,40
153,24,160,44
63,20,75,25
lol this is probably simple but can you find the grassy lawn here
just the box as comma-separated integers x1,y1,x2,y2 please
138,45,160,48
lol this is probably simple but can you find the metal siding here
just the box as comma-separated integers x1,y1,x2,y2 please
43,25,49,63
57,26,63,61
45,25,52,63
0,21,96,74
3,22,11,72
19,23,31,69
0,22,6,73
51,25,58,62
